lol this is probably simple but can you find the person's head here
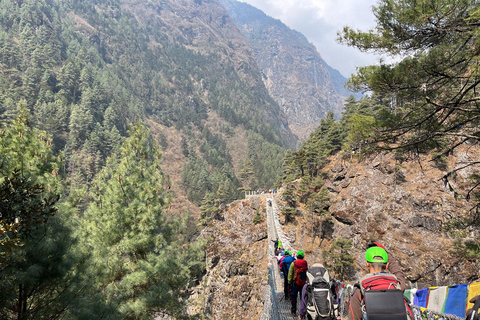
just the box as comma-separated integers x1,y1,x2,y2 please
365,246,388,273
284,250,290,256
296,250,304,259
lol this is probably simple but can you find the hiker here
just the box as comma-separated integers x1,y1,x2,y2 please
367,241,406,291
330,278,340,303
280,250,295,298
348,246,412,320
288,250,309,316
272,238,279,249
272,238,282,256
276,250,284,277
299,263,335,320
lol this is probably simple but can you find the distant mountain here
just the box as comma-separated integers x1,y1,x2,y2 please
220,0,357,141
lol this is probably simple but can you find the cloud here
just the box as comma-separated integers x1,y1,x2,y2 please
237,0,388,77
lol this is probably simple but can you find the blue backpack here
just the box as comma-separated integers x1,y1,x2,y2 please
282,256,295,275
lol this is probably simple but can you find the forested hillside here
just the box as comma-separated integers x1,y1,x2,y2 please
0,0,296,318
0,0,297,205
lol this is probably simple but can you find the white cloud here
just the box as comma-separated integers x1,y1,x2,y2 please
237,0,387,77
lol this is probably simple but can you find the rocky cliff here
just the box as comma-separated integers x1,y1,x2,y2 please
277,146,480,288
190,198,269,319
219,0,355,142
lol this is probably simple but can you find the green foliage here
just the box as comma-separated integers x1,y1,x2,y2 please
199,191,221,226
0,108,62,189
339,0,480,259
345,113,377,150
323,238,355,280
182,153,241,205
77,122,204,318
283,206,297,224
0,0,293,317
245,131,287,190
306,187,330,215
0,111,79,320
253,210,262,224
0,172,58,249
451,239,480,261
0,0,289,198
282,183,296,208
239,157,255,191
281,112,346,184
338,0,480,154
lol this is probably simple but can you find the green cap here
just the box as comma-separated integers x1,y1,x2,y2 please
296,250,304,258
365,247,388,263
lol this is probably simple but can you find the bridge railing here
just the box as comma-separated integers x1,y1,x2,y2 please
260,197,281,320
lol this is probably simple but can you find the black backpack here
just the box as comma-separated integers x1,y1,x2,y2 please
305,266,335,320
358,273,412,320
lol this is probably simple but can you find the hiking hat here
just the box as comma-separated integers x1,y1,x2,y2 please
296,250,304,258
284,251,290,256
365,246,388,263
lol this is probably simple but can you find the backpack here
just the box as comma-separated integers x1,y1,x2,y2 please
305,266,335,320
294,259,308,287
282,256,295,276
358,272,413,320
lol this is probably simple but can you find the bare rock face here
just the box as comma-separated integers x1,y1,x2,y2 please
219,0,358,142
190,199,268,319
324,149,480,287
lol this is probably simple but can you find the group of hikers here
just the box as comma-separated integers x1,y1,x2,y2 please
272,240,480,320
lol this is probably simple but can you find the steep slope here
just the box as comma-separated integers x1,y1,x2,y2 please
219,0,355,141
190,197,268,319
276,147,480,288
121,0,296,147
0,0,297,218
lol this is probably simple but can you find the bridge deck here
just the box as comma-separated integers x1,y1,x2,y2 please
266,196,299,320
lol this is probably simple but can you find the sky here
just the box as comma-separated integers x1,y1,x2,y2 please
238,0,385,78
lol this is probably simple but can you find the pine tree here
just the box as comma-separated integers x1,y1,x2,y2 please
338,0,480,153
199,191,218,226
78,122,204,318
323,239,355,280
338,0,480,256
239,157,255,191
0,109,79,320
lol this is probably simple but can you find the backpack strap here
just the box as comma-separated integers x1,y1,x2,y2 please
359,272,400,296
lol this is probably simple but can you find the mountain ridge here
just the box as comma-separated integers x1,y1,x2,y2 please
219,0,356,142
